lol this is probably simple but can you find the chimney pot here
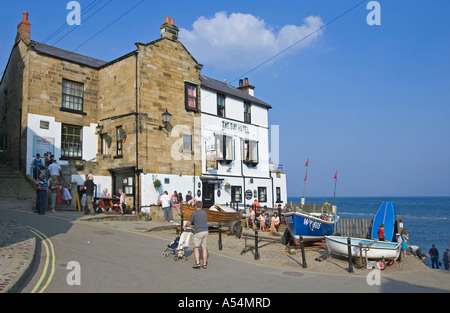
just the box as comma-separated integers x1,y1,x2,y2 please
239,79,244,88
244,78,249,86
16,11,31,43
161,16,179,40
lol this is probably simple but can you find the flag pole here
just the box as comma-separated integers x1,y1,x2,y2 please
302,159,309,206
333,171,338,205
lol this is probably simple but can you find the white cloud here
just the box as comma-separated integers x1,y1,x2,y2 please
179,12,324,70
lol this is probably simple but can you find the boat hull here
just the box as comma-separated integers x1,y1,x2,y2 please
285,212,339,242
180,204,242,225
325,236,401,260
371,201,397,241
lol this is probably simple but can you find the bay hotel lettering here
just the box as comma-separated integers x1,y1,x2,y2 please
221,121,249,134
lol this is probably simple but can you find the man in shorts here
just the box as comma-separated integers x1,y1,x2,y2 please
183,201,208,269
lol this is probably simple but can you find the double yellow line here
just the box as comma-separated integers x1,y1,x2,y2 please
28,227,56,293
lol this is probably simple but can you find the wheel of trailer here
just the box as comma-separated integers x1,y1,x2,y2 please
173,256,179,262
183,256,189,262
377,260,386,270
230,222,243,239
281,229,293,245
162,252,168,258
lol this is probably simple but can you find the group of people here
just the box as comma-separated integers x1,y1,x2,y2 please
377,224,449,270
158,190,196,223
79,174,127,216
245,200,281,233
33,153,72,215
377,224,410,258
429,244,450,270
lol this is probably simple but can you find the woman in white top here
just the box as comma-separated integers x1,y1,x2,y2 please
258,212,267,231
270,212,280,232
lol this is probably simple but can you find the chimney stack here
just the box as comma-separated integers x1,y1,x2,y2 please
15,12,31,43
161,16,179,41
238,77,255,97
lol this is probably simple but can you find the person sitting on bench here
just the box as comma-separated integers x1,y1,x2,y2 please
114,189,127,215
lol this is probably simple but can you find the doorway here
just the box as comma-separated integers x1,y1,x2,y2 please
202,182,215,208
110,167,136,211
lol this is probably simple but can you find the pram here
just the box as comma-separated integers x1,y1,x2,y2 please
162,230,192,261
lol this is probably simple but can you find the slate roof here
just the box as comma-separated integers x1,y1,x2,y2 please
32,41,107,68
200,75,272,109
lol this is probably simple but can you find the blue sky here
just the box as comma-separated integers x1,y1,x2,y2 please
1,0,449,197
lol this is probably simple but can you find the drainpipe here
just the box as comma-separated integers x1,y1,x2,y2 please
135,51,140,211
271,173,274,209
241,141,246,210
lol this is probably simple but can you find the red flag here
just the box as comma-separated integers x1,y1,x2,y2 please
304,173,307,182
305,159,309,167
334,171,338,180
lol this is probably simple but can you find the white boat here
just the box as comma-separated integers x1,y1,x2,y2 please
325,236,401,260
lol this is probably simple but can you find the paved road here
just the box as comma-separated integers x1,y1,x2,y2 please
2,206,448,295
0,165,448,296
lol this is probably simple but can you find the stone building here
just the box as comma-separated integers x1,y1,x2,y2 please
0,13,286,211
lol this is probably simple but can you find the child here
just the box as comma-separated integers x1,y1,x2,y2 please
258,212,267,231
377,224,385,241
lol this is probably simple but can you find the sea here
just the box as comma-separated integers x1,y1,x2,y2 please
287,196,450,269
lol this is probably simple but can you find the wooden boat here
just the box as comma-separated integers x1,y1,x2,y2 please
180,204,242,225
325,235,401,260
285,211,339,242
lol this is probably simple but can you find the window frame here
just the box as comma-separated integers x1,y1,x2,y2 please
215,134,235,163
61,124,83,159
243,139,259,166
231,186,242,203
183,134,192,154
185,82,198,112
258,187,267,203
244,101,251,124
116,126,124,157
276,187,282,203
217,93,226,117
61,79,85,113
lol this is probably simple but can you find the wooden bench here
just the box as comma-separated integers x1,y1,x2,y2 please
93,197,120,214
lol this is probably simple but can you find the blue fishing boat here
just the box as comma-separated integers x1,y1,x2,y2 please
285,211,339,242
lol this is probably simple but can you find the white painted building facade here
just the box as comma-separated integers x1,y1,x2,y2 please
199,76,287,209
